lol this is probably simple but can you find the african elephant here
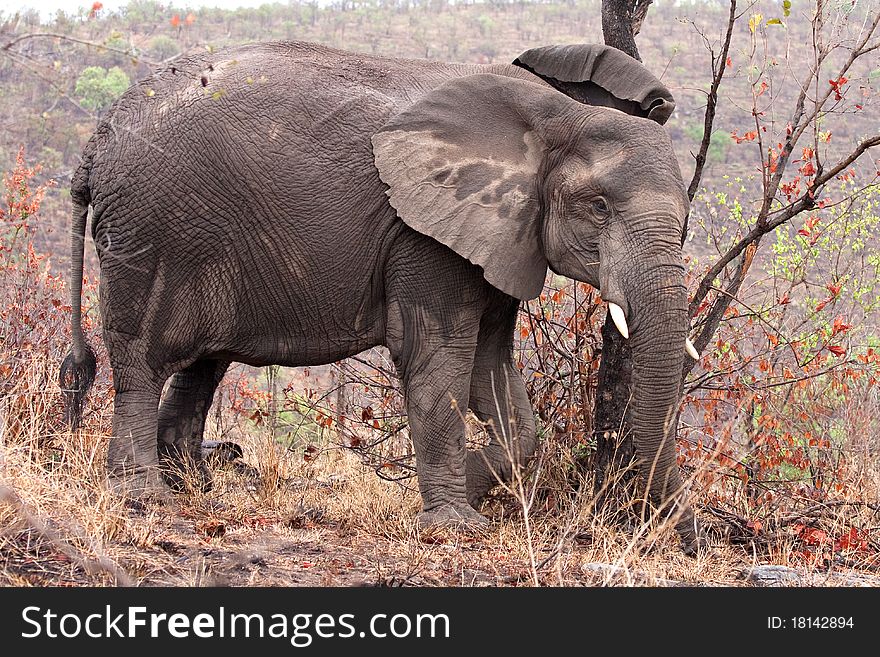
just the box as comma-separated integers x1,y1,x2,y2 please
60,41,700,552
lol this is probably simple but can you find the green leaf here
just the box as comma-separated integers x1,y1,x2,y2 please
783,1,792,17
767,18,784,26
869,69,880,81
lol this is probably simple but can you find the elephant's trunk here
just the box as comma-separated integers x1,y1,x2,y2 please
621,255,698,551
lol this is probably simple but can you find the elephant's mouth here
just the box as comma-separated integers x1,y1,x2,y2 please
599,286,698,360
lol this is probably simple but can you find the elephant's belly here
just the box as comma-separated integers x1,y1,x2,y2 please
209,337,381,369
197,275,385,369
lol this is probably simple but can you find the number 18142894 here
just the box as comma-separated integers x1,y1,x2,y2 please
768,617,854,629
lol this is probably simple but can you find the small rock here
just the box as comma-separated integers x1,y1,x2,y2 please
744,565,802,586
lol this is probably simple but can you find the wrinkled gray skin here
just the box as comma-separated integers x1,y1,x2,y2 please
61,41,697,552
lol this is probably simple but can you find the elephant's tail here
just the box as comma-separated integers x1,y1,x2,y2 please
59,159,97,430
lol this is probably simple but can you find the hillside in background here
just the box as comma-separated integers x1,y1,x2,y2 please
1,0,877,259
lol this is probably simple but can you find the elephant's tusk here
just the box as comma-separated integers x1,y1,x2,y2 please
608,303,629,339
685,337,700,360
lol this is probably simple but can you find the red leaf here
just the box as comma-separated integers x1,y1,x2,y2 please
726,56,732,68
829,76,849,101
827,345,846,357
303,444,319,462
835,527,868,552
731,130,758,144
832,316,852,335
798,526,829,545
170,14,181,28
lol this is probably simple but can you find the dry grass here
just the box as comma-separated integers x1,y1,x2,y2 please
2,353,878,588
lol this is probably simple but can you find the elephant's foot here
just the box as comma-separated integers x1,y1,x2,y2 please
417,503,489,531
158,442,214,494
677,518,708,557
466,446,533,509
466,451,504,509
466,480,492,510
160,457,213,494
108,467,174,503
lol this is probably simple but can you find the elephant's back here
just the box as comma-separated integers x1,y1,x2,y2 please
92,41,469,141
84,41,485,273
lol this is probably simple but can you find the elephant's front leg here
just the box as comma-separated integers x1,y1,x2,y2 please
466,358,537,508
393,299,487,529
464,296,538,507
404,344,487,529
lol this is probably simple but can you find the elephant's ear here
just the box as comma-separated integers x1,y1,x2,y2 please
513,44,675,125
372,74,557,301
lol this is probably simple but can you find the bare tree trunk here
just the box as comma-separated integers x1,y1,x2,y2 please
592,0,650,503
592,319,635,504
601,0,653,62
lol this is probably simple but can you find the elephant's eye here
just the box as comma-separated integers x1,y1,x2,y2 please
591,197,611,218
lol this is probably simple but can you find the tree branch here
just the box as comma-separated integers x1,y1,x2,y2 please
631,0,654,37
688,7,880,320
2,31,150,64
687,0,737,202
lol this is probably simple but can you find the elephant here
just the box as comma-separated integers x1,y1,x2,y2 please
60,40,701,553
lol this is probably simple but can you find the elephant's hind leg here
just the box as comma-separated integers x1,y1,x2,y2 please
157,359,230,492
466,298,538,507
107,368,168,500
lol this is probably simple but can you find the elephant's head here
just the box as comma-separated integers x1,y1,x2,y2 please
372,65,692,543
